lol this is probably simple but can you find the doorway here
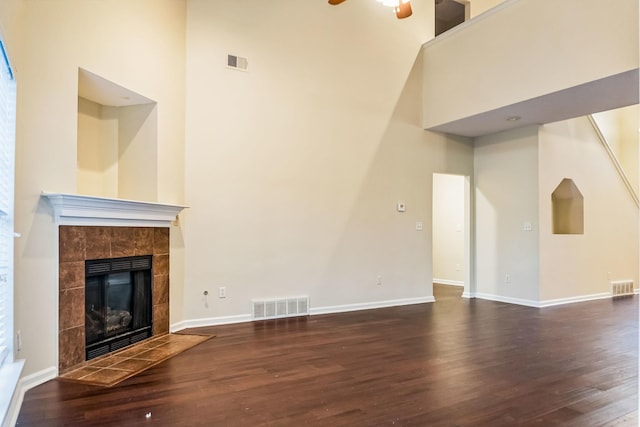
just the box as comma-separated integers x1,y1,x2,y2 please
432,173,471,300
435,0,468,37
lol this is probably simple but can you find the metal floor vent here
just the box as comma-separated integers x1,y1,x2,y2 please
252,296,309,320
611,280,635,297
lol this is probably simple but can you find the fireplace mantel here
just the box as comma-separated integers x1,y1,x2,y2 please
42,192,187,227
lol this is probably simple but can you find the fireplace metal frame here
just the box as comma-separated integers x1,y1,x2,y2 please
85,255,154,360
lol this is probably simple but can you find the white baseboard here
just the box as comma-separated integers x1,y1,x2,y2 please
171,314,252,332
432,279,464,287
474,292,540,307
5,366,56,427
474,291,616,308
18,366,57,391
171,297,436,332
310,297,435,316
538,292,612,308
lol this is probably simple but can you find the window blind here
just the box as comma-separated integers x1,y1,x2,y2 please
0,39,15,366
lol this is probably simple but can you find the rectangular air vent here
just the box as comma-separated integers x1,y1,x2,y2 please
86,255,152,276
252,296,309,321
611,280,635,297
86,262,111,275
111,260,132,271
227,54,248,71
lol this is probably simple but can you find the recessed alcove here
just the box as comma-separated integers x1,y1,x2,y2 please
77,68,158,202
552,178,584,235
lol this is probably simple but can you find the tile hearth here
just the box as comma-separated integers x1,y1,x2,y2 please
59,333,214,387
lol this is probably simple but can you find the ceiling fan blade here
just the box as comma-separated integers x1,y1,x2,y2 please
395,1,412,19
328,0,347,4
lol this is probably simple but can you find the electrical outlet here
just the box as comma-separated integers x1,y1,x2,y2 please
456,263,461,271
16,330,21,351
505,273,511,284
218,287,226,298
376,275,383,286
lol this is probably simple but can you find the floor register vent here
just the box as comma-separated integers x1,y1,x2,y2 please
252,296,309,320
611,280,635,297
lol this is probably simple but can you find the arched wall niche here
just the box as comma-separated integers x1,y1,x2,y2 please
552,178,584,235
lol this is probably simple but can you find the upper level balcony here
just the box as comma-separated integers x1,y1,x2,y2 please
422,0,639,137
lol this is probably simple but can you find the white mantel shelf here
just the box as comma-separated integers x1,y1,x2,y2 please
41,192,187,227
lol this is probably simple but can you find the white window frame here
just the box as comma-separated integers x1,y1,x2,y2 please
0,36,15,368
0,35,22,427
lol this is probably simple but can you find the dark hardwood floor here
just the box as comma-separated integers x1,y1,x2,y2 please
18,285,638,426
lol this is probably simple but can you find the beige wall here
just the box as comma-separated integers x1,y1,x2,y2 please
183,0,473,321
77,97,119,197
423,0,639,129
592,105,639,196
11,0,186,377
0,0,22,64
433,173,465,284
117,104,158,202
474,117,639,304
539,117,639,301
474,126,540,303
468,0,506,18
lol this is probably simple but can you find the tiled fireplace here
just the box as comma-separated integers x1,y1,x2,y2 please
58,226,170,373
42,192,186,374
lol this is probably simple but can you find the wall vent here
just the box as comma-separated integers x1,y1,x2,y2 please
611,280,635,297
227,54,248,71
252,296,309,320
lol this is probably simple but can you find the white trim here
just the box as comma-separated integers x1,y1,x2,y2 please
41,192,187,228
433,279,464,287
538,292,613,308
170,297,436,331
0,360,23,427
309,297,435,316
474,291,617,308
172,290,637,333
170,314,252,332
3,366,55,427
474,292,540,307
17,366,56,392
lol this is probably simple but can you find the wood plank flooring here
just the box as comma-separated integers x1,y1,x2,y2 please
17,285,638,426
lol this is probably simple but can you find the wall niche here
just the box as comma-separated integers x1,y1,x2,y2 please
77,68,158,202
552,178,584,235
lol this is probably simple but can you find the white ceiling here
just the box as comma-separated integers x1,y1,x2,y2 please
426,69,639,138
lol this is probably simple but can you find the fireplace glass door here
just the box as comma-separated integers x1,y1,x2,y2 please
85,255,153,360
